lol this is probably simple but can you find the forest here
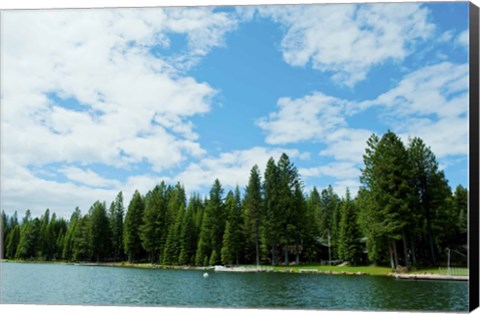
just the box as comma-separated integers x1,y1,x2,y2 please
1,131,468,270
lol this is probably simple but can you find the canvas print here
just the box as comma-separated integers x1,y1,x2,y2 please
0,1,476,312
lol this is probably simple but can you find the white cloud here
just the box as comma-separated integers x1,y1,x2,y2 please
363,62,468,158
366,62,468,119
257,92,349,145
59,167,121,188
299,162,360,180
456,30,469,48
258,3,434,86
1,7,240,216
1,157,119,218
171,146,304,191
2,8,236,170
320,128,374,163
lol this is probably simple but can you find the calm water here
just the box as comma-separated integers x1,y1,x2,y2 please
0,262,468,311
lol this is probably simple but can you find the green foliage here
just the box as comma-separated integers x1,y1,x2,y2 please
109,192,125,261
89,201,111,262
124,190,145,263
3,135,465,269
243,165,263,266
453,185,468,231
337,189,362,264
140,184,167,263
196,179,225,266
221,188,244,265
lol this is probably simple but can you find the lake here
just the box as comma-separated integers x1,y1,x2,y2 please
0,262,468,311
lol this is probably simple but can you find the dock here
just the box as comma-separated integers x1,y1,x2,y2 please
394,274,468,281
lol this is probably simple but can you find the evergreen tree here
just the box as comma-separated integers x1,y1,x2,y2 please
89,201,111,262
277,153,299,265
110,191,125,261
408,137,451,265
304,188,322,262
221,188,243,265
360,131,415,269
337,189,361,264
62,207,81,261
124,190,145,263
1,211,8,259
178,195,201,265
140,184,167,263
319,186,341,261
15,210,39,260
262,157,282,266
72,215,92,261
291,180,307,264
6,224,20,259
243,165,263,266
453,185,468,232
162,183,186,265
38,209,51,260
195,179,225,266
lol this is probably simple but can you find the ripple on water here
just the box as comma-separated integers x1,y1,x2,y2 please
0,263,468,311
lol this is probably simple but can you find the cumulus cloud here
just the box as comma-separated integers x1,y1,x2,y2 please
257,3,434,86
456,30,469,48
171,146,305,191
1,7,239,215
257,92,350,145
258,61,468,194
59,167,121,189
363,62,468,157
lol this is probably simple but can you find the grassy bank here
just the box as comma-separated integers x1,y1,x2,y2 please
2,259,468,277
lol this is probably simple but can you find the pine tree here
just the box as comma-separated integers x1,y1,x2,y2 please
110,191,125,261
262,157,282,266
243,165,263,266
15,210,39,260
72,215,92,261
319,186,341,261
408,137,450,265
453,185,468,231
38,209,51,260
360,131,414,269
62,207,81,261
1,211,8,259
140,184,167,263
337,189,361,265
162,183,186,265
89,201,111,262
304,188,322,262
195,179,225,266
124,190,145,263
6,224,20,259
178,196,200,265
221,188,243,265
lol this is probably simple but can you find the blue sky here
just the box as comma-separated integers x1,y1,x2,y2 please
1,2,470,218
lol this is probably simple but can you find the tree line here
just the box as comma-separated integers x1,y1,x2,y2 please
1,131,468,269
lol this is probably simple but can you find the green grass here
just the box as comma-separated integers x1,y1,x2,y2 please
255,263,393,276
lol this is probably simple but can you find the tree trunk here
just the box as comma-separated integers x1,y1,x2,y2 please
427,217,436,265
402,232,410,266
389,244,395,270
295,240,300,265
284,230,289,266
393,241,399,268
271,244,276,266
410,238,417,266
255,228,260,267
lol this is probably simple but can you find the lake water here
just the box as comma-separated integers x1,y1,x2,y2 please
0,262,468,311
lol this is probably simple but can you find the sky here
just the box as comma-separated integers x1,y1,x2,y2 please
0,2,470,219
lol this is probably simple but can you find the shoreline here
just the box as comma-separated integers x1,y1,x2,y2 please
1,259,469,281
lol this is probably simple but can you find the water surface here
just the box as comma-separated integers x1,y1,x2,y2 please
0,262,468,311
